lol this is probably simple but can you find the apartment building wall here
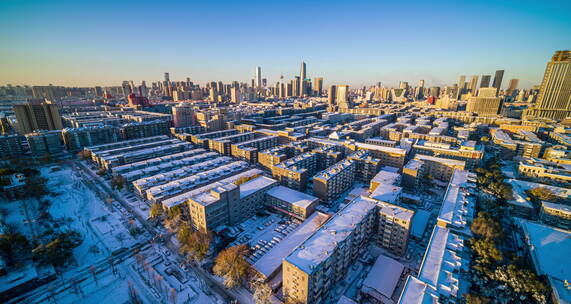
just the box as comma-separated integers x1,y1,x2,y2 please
283,196,378,304
313,159,356,205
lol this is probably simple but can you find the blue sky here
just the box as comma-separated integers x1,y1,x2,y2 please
1,0,570,89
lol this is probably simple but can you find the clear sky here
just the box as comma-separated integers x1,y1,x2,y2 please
1,0,570,89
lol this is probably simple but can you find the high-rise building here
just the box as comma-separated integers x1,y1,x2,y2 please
164,72,170,82
524,51,571,120
457,75,466,99
121,81,131,97
480,75,491,88
94,86,103,97
507,78,519,96
25,130,63,157
493,70,504,90
336,85,350,108
469,75,479,93
230,87,242,103
255,66,262,89
13,100,63,134
172,102,195,127
313,77,323,96
300,61,307,96
328,85,337,106
466,87,502,115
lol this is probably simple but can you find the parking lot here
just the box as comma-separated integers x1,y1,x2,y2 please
227,212,302,264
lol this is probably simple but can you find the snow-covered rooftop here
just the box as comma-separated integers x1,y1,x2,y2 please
519,220,571,303
411,210,431,239
284,196,378,274
266,186,319,209
361,254,404,301
413,154,466,168
437,170,475,231
239,176,277,199
355,142,407,155
253,212,328,278
161,169,262,208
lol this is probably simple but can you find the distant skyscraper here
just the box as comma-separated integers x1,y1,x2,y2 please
121,81,131,97
467,87,502,115
231,87,242,103
480,75,491,88
255,66,262,89
507,78,519,95
314,77,323,96
164,72,170,82
457,75,466,99
469,75,479,94
524,51,571,120
300,62,307,96
493,70,504,90
328,85,337,106
94,86,103,97
336,85,350,108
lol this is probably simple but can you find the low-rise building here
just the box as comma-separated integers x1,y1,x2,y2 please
266,186,319,220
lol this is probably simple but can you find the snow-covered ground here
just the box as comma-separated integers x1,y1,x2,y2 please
4,163,223,304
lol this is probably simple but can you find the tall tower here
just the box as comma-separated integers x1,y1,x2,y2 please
300,61,307,96
469,75,479,94
492,70,504,90
457,75,466,99
336,85,350,107
314,77,323,96
164,72,170,82
524,50,571,120
255,66,262,89
507,78,519,95
328,85,337,106
480,75,491,88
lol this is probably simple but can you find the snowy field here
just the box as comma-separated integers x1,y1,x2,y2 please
3,163,222,304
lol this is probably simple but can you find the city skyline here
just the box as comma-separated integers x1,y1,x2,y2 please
1,0,571,88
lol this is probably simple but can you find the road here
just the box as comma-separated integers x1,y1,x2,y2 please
8,242,145,304
73,161,241,303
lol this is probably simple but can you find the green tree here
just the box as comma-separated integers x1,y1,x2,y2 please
252,281,273,304
24,176,49,199
178,226,212,261
526,187,557,203
32,231,83,266
471,212,503,239
77,150,91,160
0,168,17,177
470,238,503,265
149,203,164,218
466,294,490,304
111,175,126,190
491,264,549,303
213,244,250,288
0,233,31,265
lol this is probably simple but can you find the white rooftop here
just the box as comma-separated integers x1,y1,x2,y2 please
266,186,319,209
285,196,378,274
239,176,277,199
520,220,571,303
253,212,328,278
362,254,405,301
437,170,475,230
